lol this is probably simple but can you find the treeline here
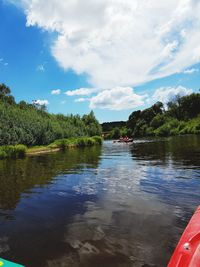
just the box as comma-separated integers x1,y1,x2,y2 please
101,121,126,132
0,83,102,146
103,93,200,138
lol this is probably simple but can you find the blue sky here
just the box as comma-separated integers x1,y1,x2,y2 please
0,0,200,123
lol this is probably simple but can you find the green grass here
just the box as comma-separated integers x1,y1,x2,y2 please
27,136,102,155
49,136,102,150
0,144,27,159
0,136,102,160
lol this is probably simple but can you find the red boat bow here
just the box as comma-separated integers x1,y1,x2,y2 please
168,206,200,267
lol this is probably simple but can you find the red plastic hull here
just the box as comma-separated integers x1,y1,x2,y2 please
168,206,200,267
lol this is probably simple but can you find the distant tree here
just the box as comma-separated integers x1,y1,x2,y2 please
112,127,121,139
127,110,141,129
0,83,11,97
18,101,28,109
0,83,15,104
152,101,164,114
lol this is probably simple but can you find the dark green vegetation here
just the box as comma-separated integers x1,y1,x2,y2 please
0,144,27,159
0,136,102,159
102,93,200,138
0,83,102,144
0,83,102,159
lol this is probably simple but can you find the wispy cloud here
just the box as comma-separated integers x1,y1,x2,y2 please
36,64,45,72
74,98,89,103
0,58,8,66
51,89,61,95
183,68,199,74
33,99,49,105
65,88,98,96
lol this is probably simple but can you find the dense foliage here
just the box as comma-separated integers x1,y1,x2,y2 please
0,84,102,146
104,93,200,138
0,136,102,159
101,121,126,132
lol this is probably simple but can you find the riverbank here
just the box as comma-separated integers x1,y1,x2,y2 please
104,116,200,139
0,136,102,159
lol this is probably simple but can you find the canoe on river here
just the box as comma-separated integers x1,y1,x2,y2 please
113,138,133,143
168,206,200,267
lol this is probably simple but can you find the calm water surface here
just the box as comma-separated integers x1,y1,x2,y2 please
0,136,200,267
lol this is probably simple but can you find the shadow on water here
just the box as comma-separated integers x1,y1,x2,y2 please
0,146,102,266
0,146,101,210
0,136,200,267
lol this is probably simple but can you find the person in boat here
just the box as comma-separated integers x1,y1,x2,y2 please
124,136,129,141
119,136,124,141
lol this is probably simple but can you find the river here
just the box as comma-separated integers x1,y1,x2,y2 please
0,135,200,267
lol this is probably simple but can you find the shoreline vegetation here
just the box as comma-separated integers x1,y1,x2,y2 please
0,136,102,159
102,93,200,139
0,83,103,160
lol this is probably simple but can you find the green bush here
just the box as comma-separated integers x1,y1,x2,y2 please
146,127,154,136
0,144,27,159
0,150,7,159
150,114,165,129
14,144,27,157
52,139,67,150
48,136,102,150
76,137,87,147
155,124,170,137
91,136,102,145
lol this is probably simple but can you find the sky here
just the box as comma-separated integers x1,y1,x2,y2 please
0,0,200,123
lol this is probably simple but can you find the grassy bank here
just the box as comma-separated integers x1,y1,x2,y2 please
0,136,102,159
103,93,200,139
149,116,200,137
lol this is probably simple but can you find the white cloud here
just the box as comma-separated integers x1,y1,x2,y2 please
33,99,49,105
0,58,8,66
152,86,193,104
89,87,146,110
37,64,45,72
74,98,89,103
14,0,200,88
65,88,98,96
183,68,199,74
51,89,61,95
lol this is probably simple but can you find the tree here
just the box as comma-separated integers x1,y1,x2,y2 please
0,83,11,97
0,83,15,104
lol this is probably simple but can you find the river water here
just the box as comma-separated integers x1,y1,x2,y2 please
0,136,200,267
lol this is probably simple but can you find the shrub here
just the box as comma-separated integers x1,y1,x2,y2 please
77,137,87,147
146,127,154,136
14,144,27,158
52,139,67,150
0,150,7,159
150,114,165,129
155,124,170,137
0,144,27,159
91,136,102,145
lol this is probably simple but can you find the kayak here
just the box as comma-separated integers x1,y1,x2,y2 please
113,139,133,143
168,206,200,267
0,258,24,266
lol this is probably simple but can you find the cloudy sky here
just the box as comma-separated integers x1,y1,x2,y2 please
0,0,200,122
